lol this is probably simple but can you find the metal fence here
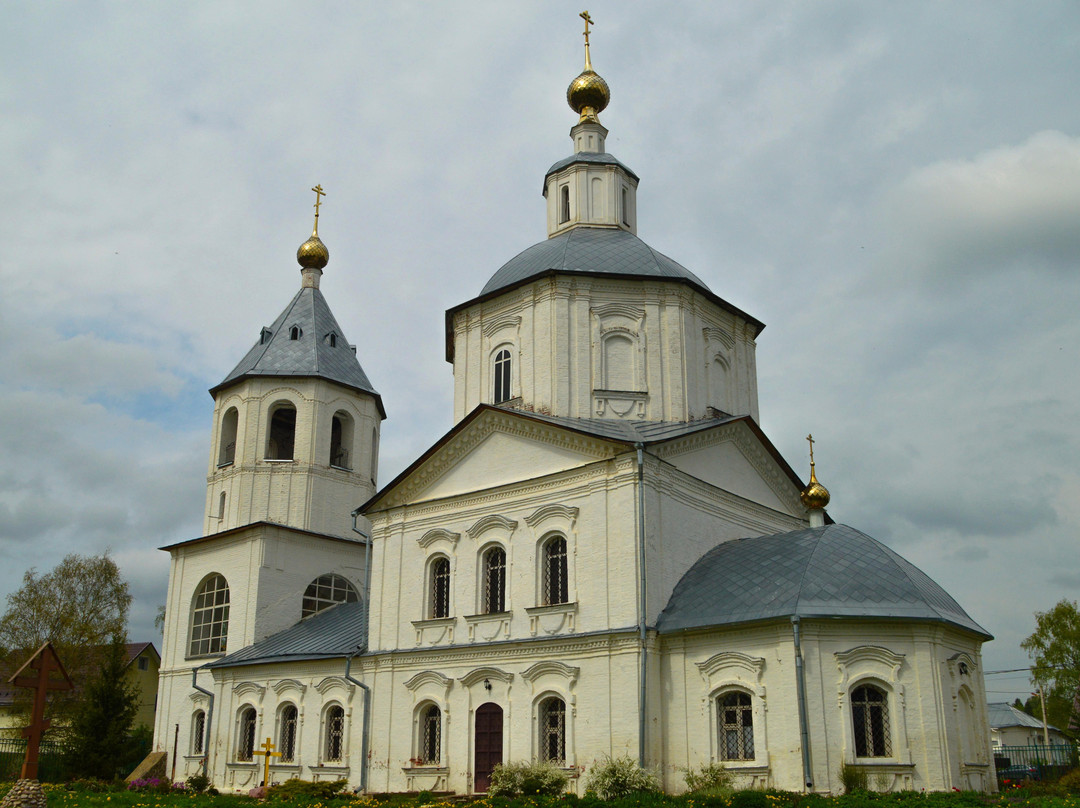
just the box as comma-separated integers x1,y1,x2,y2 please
995,743,1078,782
0,737,73,782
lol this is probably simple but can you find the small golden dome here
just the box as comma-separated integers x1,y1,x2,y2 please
567,69,610,122
800,474,831,510
297,233,329,269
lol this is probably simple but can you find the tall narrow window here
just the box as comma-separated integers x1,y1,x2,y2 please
189,574,230,657
237,707,257,761
192,710,206,755
852,684,891,757
324,705,345,762
370,427,379,483
420,704,441,765
302,573,359,618
217,491,226,520
330,411,354,469
603,334,636,391
483,547,506,614
265,403,296,460
493,349,512,404
621,187,630,226
542,537,569,606
430,557,451,619
718,691,755,760
218,407,238,466
289,325,302,340
538,697,566,763
560,185,570,224
278,704,298,763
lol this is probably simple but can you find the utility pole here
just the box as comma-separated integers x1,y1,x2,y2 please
1037,684,1051,748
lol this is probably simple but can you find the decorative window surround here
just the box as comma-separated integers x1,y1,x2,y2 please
412,616,456,646
525,602,578,636
463,611,512,642
593,389,648,418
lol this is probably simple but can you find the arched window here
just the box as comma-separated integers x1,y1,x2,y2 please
538,696,566,763
560,185,570,224
852,684,892,757
302,573,359,619
430,557,451,619
189,574,230,657
330,411,353,469
603,334,636,391
218,407,238,466
482,546,506,614
289,325,302,340
370,426,379,483
278,704,298,763
217,491,226,520
621,186,630,227
542,537,569,606
709,355,729,413
493,349,512,404
265,402,297,460
191,709,206,755
420,703,441,765
236,706,257,761
717,691,755,760
324,705,345,762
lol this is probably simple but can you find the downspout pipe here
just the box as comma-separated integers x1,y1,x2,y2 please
344,647,371,792
191,664,215,779
350,508,373,792
635,443,648,768
792,616,813,791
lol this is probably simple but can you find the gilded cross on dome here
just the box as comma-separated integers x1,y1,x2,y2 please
311,185,326,235
580,11,594,70
806,433,816,465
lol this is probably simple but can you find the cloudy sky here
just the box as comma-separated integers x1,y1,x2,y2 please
2,2,1078,703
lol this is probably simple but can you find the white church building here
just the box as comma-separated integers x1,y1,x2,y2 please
153,29,995,795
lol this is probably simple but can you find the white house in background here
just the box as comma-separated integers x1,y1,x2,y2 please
988,703,1069,748
153,24,996,795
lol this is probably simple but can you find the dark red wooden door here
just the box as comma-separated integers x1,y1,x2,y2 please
474,702,503,793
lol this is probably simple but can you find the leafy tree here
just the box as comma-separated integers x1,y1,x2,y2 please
0,552,132,725
65,635,141,779
1021,598,1080,734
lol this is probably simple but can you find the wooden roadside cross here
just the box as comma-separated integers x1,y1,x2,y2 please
252,737,280,786
8,642,74,780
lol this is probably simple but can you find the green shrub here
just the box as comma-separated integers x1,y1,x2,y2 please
731,791,771,808
683,762,732,796
489,760,570,796
266,777,348,800
185,773,210,793
584,754,661,799
838,762,869,794
1058,768,1080,793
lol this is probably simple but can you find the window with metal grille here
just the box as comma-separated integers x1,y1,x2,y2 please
189,574,230,657
430,557,451,618
265,402,296,460
421,704,441,764
302,573,359,619
494,349,512,404
852,684,891,757
192,710,205,755
483,547,506,613
279,705,298,763
324,705,345,762
218,407,238,466
237,707,256,761
717,691,755,760
538,697,566,763
543,537,568,605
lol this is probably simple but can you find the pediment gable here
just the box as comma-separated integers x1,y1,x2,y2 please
364,408,622,511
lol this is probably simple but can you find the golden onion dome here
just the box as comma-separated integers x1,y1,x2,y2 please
800,466,831,510
297,232,329,269
567,68,610,122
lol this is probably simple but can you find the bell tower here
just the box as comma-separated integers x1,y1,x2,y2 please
204,187,385,539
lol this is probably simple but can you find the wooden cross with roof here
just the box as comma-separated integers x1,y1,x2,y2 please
8,642,74,780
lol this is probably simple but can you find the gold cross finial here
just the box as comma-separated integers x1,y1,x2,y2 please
806,433,816,465
580,11,594,70
311,184,326,236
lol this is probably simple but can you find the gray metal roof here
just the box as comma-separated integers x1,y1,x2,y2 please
987,702,1061,732
544,152,640,183
657,524,991,638
211,286,383,414
480,226,710,297
505,409,740,444
208,600,367,669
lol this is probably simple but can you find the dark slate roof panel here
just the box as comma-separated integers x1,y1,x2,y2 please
505,410,739,444
208,600,367,668
480,227,710,297
544,152,640,182
212,287,380,404
656,524,991,638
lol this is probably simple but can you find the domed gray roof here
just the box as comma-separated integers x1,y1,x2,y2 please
480,226,710,297
657,524,990,638
544,152,639,183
